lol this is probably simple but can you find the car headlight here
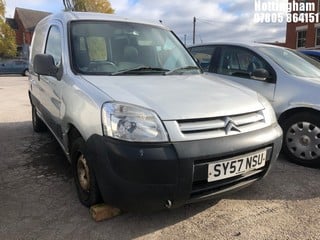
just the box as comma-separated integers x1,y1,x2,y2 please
258,94,277,125
102,102,168,142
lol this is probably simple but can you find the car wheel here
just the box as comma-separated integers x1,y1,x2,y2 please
71,137,101,207
281,112,320,166
23,69,29,76
32,105,46,132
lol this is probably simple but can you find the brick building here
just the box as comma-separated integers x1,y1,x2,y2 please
6,8,51,58
285,0,320,49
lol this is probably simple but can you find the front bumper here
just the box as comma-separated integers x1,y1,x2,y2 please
86,123,282,211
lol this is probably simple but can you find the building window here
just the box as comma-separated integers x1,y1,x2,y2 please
316,28,320,46
297,30,307,48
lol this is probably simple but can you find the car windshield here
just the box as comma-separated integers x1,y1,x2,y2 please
258,46,320,78
70,21,200,75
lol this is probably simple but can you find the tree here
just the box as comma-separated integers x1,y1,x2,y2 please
0,0,16,57
63,0,114,14
0,1,4,15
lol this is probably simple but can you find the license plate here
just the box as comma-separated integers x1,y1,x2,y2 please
207,148,267,182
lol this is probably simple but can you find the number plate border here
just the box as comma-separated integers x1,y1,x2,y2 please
207,147,269,182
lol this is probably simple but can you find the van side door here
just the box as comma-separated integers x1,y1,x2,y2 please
38,23,64,141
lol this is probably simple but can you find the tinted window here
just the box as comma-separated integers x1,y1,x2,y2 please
45,26,62,66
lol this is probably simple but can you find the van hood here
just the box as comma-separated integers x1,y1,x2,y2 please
82,74,264,120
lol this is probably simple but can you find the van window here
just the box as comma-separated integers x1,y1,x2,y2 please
45,26,62,66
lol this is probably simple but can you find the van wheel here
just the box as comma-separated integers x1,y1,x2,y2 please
281,112,320,167
71,137,101,207
32,105,46,132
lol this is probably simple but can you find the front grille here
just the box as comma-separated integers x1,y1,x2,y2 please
177,110,265,139
190,146,273,200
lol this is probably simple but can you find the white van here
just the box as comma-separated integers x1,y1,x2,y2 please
29,12,282,211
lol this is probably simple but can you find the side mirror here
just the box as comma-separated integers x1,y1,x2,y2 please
34,54,59,78
251,68,269,81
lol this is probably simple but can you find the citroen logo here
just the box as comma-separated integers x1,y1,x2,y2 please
224,117,241,135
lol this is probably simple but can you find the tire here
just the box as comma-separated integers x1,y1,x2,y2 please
23,69,29,76
32,105,47,132
71,137,101,207
281,112,320,167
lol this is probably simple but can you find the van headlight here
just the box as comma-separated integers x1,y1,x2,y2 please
258,94,277,125
102,102,168,142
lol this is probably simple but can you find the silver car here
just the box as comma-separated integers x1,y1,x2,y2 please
28,13,282,211
189,42,320,166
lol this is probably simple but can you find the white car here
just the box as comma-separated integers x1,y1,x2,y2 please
189,42,320,166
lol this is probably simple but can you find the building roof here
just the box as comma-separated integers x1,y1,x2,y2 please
14,7,51,31
5,18,17,29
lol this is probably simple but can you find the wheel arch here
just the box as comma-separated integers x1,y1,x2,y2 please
28,90,34,106
278,107,320,126
67,124,83,156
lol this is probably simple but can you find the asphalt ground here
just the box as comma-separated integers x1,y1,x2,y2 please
0,76,319,240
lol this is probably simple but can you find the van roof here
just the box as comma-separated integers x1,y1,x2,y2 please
38,11,168,29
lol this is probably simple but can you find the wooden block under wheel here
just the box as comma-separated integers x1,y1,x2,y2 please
90,204,121,222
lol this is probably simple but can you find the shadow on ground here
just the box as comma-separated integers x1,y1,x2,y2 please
1,121,319,240
0,121,71,181
0,121,217,239
226,154,320,202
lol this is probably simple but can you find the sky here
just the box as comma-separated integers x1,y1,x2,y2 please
5,0,288,45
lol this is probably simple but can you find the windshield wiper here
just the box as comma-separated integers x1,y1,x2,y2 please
111,66,169,76
165,66,200,75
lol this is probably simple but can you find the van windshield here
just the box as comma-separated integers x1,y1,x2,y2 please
70,21,200,75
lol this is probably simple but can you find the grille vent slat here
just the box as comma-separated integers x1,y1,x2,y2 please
177,111,265,137
179,119,225,132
